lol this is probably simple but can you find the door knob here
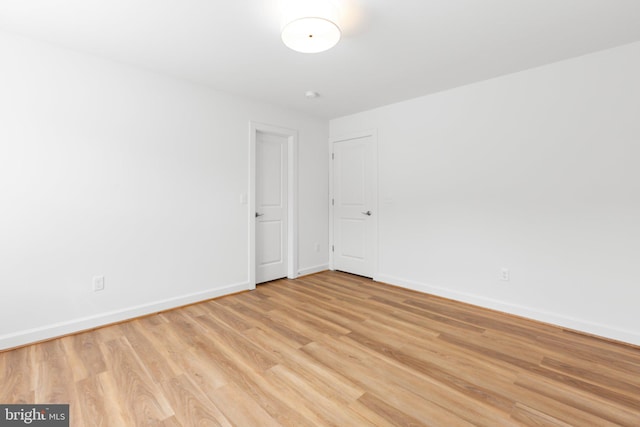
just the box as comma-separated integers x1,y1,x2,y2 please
361,211,372,216
255,212,264,217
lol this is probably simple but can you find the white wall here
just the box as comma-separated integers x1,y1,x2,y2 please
330,41,640,345
0,32,329,350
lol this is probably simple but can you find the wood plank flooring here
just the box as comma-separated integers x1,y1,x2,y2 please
1,270,639,426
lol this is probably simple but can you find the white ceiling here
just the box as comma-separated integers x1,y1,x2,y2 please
1,0,640,119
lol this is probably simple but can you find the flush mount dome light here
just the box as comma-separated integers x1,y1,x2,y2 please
281,17,341,53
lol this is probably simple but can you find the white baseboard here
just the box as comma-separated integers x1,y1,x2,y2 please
375,273,640,347
0,281,250,351
6,273,637,349
297,264,329,277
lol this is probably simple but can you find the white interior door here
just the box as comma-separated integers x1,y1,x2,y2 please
256,131,288,283
332,133,377,278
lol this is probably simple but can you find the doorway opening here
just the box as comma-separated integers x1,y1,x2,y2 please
329,130,378,279
249,122,298,288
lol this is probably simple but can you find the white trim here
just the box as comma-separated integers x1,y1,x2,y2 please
377,273,640,347
249,122,299,289
327,138,335,270
0,281,249,351
288,130,299,280
328,139,334,270
297,264,329,277
329,129,379,279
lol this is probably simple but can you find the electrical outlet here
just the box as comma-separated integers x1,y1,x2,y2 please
93,276,105,292
500,268,510,281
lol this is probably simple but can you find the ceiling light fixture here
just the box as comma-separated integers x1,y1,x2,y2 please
281,0,341,53
282,17,341,53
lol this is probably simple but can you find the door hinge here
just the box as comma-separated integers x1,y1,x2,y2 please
332,245,334,252
331,153,334,160
332,198,334,206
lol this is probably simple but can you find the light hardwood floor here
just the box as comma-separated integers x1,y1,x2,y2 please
1,271,639,426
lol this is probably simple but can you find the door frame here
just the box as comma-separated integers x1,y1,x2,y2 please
249,122,298,289
329,129,379,278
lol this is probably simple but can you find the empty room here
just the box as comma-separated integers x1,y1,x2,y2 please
1,1,639,426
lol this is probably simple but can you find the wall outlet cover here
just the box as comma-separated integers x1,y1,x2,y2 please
93,276,105,291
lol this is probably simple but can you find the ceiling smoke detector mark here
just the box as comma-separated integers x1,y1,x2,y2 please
305,90,319,98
